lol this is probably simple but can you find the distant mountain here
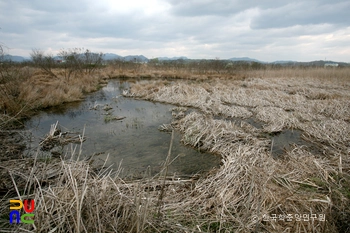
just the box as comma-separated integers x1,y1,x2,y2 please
273,60,349,67
228,57,263,63
1,55,28,62
103,53,123,60
123,55,148,62
157,56,189,61
227,58,350,67
271,60,298,64
2,53,349,66
102,53,148,62
1,53,149,63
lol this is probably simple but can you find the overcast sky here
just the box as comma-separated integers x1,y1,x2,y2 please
1,0,349,62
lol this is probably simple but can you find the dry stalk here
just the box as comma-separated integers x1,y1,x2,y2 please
123,74,349,232
157,130,174,213
2,68,349,232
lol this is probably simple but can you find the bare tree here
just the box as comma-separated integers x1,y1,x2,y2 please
58,48,83,80
0,44,3,60
0,42,7,62
0,44,31,116
0,44,6,83
58,48,104,79
83,49,104,74
30,49,57,77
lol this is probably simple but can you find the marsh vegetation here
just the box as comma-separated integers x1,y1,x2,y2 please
1,48,349,232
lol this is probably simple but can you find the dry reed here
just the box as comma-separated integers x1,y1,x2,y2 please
120,69,350,232
1,66,349,232
0,67,108,121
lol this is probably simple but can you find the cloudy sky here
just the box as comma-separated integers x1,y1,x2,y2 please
1,0,349,62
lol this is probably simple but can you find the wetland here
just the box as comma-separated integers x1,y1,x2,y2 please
1,62,349,232
24,79,221,178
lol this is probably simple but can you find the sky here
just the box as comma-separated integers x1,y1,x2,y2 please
0,0,349,62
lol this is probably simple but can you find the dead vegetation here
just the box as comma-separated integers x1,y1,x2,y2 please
1,48,108,125
1,62,350,232
121,68,350,232
39,121,86,151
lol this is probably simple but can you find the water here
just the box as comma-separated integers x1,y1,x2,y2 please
271,130,304,156
215,114,315,157
25,80,221,178
270,129,319,157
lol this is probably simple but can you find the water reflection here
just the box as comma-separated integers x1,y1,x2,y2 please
25,80,221,178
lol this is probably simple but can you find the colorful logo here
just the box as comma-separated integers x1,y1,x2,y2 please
9,199,35,224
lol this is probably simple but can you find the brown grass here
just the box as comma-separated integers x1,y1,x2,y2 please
1,65,350,232
0,67,109,123
120,67,350,232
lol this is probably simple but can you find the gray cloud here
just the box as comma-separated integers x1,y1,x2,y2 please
166,0,290,17
0,0,349,62
251,1,350,29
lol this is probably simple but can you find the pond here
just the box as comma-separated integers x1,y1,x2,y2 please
25,79,221,178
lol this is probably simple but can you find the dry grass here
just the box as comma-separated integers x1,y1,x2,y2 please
0,67,109,123
2,126,342,232
0,156,155,232
19,69,107,110
120,67,350,232
1,66,350,232
0,131,194,232
163,112,342,232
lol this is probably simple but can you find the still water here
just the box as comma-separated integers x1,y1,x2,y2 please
25,80,221,178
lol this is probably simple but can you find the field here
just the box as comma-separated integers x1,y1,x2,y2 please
1,62,349,232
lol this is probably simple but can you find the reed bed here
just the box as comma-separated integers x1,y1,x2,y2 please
0,156,155,232
0,67,108,120
1,67,349,232
164,112,340,232
121,71,350,232
18,70,105,110
126,81,253,118
2,127,344,232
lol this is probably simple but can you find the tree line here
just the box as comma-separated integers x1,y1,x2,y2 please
30,48,104,79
